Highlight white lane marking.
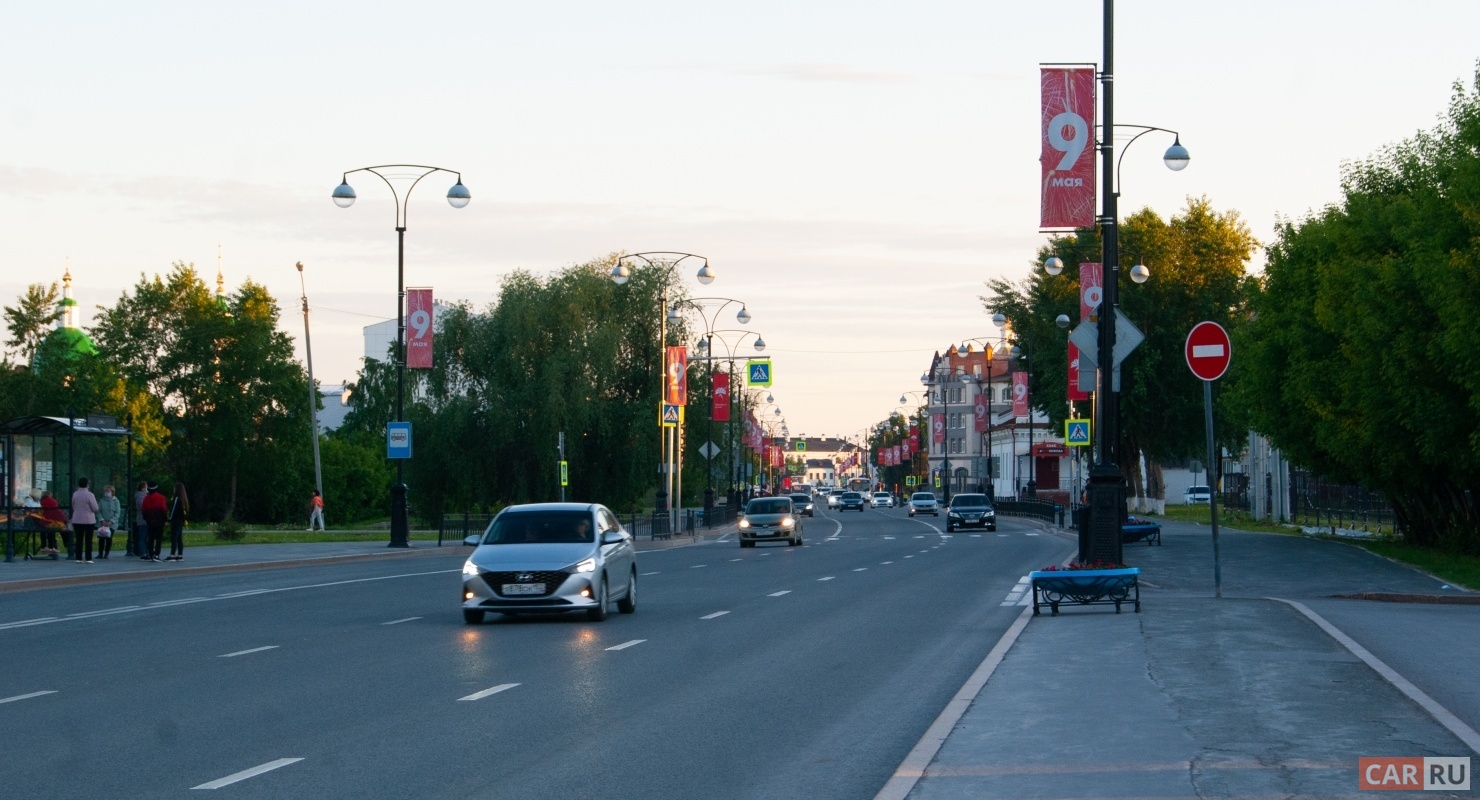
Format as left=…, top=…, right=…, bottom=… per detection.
left=715, top=534, right=731, bottom=542
left=826, top=537, right=840, bottom=541
left=883, top=536, right=896, bottom=540
left=66, top=605, right=141, bottom=618
left=192, top=757, right=304, bottom=790
left=149, top=598, right=210, bottom=607
left=691, top=564, right=708, bottom=568
left=914, top=536, right=925, bottom=539
left=818, top=576, right=835, bottom=581
left=1276, top=599, right=1480, bottom=756
left=904, top=555, right=914, bottom=559
left=1001, top=576, right=1032, bottom=607
left=381, top=617, right=422, bottom=626
left=853, top=568, right=868, bottom=572
left=606, top=639, right=646, bottom=651
left=700, top=611, right=730, bottom=620
left=1025, top=533, right=1039, bottom=537
left=219, top=645, right=279, bottom=658
left=768, top=591, right=791, bottom=597
left=970, top=534, right=982, bottom=538
left=458, top=683, right=520, bottom=702
left=874, top=607, right=1034, bottom=800
left=0, top=690, right=57, bottom=705
left=759, top=553, right=771, bottom=556
left=729, top=558, right=743, bottom=562
left=0, top=568, right=464, bottom=633
left=881, top=561, right=893, bottom=565
left=640, top=571, right=660, bottom=576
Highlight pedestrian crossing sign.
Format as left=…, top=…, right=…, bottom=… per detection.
left=746, top=359, right=773, bottom=387
left=1065, top=419, right=1091, bottom=446
left=660, top=403, right=683, bottom=427
left=905, top=476, right=917, bottom=486
left=795, top=440, right=806, bottom=452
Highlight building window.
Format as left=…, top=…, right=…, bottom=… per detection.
left=1000, top=387, right=1011, bottom=403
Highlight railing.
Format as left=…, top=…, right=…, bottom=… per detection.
left=995, top=497, right=1059, bottom=523
left=438, top=512, right=495, bottom=546
left=1290, top=471, right=1397, bottom=535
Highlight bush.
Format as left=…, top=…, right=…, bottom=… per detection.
left=215, top=515, right=246, bottom=541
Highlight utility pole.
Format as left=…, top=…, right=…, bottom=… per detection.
left=296, top=262, right=324, bottom=506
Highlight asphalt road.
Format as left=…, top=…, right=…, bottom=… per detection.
left=2, top=504, right=1070, bottom=799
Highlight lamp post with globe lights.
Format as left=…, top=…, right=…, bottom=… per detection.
left=692, top=327, right=765, bottom=519
left=331, top=165, right=470, bottom=547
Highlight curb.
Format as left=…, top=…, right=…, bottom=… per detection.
left=0, top=546, right=462, bottom=595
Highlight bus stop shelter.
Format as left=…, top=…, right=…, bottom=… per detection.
left=2, top=414, right=133, bottom=562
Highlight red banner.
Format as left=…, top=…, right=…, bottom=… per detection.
left=932, top=414, right=945, bottom=444
left=406, top=288, right=434, bottom=369
left=744, top=411, right=762, bottom=451
left=1012, top=372, right=1029, bottom=418
left=1080, top=262, right=1103, bottom=321
left=711, top=372, right=730, bottom=421
left=900, top=438, right=910, bottom=459
left=892, top=445, right=902, bottom=465
left=910, top=427, right=919, bottom=449
left=1068, top=343, right=1089, bottom=402
left=1040, top=67, right=1096, bottom=229
left=974, top=394, right=988, bottom=432
left=664, top=346, right=688, bottom=405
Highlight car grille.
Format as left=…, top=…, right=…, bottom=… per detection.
left=481, top=571, right=569, bottom=597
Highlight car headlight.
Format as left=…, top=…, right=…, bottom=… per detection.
left=948, top=511, right=961, bottom=518
left=462, top=561, right=480, bottom=576
left=781, top=517, right=794, bottom=527
left=985, top=510, right=995, bottom=516
left=574, top=558, right=596, bottom=573
left=739, top=519, right=750, bottom=528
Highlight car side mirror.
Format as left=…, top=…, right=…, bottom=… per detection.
left=601, top=531, right=624, bottom=546
left=463, top=534, right=480, bottom=546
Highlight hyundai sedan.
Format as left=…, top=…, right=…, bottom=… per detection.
left=461, top=503, right=637, bottom=623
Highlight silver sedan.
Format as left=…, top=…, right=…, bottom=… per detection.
left=461, top=503, right=637, bottom=623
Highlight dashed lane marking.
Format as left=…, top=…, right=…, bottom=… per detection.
left=1025, top=533, right=1039, bottom=537
left=818, top=576, right=835, bottom=581
left=853, top=568, right=868, bottom=572
left=729, top=558, right=743, bottom=562
left=191, top=758, right=304, bottom=790
left=219, top=646, right=279, bottom=659
left=701, top=611, right=730, bottom=620
left=66, top=605, right=140, bottom=618
left=382, top=617, right=421, bottom=625
left=458, top=683, right=520, bottom=702
left=606, top=639, right=646, bottom=651
left=640, top=572, right=660, bottom=576
left=691, top=564, right=708, bottom=568
left=881, top=561, right=894, bottom=565
left=768, top=591, right=791, bottom=597
left=0, top=690, right=57, bottom=705
left=1001, top=576, right=1033, bottom=607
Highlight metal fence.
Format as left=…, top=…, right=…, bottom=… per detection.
left=994, top=497, right=1059, bottom=523
left=438, top=513, right=494, bottom=546
left=1289, top=471, right=1396, bottom=534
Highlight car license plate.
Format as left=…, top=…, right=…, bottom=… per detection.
left=754, top=530, right=775, bottom=536
left=502, top=583, right=545, bottom=595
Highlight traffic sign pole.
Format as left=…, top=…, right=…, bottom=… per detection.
left=1204, top=379, right=1221, bottom=598
left=1186, top=321, right=1232, bottom=599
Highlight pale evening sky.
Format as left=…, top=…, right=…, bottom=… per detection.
left=3, top=1, right=1477, bottom=442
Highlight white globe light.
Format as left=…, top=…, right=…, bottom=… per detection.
left=736, top=307, right=751, bottom=325
left=1163, top=136, right=1190, bottom=171
left=446, top=181, right=471, bottom=208
left=696, top=264, right=716, bottom=285
left=992, top=312, right=1007, bottom=329
left=753, top=337, right=766, bottom=352
left=1056, top=314, right=1071, bottom=329
left=610, top=264, right=630, bottom=285
left=332, top=180, right=357, bottom=208
left=1045, top=255, right=1064, bottom=276
left=1130, top=263, right=1151, bottom=284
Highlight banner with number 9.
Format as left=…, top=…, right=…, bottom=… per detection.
left=1040, top=67, right=1097, bottom=229
left=406, top=288, right=434, bottom=369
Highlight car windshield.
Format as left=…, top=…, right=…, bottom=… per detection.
left=483, top=511, right=595, bottom=544
left=789, top=495, right=811, bottom=504
left=951, top=494, right=990, bottom=508
left=873, top=493, right=889, bottom=498
left=912, top=493, right=935, bottom=501
left=1187, top=486, right=1210, bottom=493
left=842, top=492, right=861, bottom=499
left=746, top=498, right=791, bottom=514
left=830, top=490, right=845, bottom=496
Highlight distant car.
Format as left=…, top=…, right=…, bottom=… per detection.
left=789, top=493, right=816, bottom=517
left=839, top=491, right=866, bottom=511
left=460, top=503, right=637, bottom=624
left=946, top=493, right=996, bottom=532
left=827, top=489, right=845, bottom=509
left=871, top=492, right=895, bottom=508
left=739, top=497, right=804, bottom=547
left=1185, top=485, right=1212, bottom=504
left=907, top=492, right=939, bottom=517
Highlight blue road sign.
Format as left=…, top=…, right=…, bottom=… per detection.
left=661, top=404, right=681, bottom=427
left=1065, top=419, right=1091, bottom=447
left=387, top=421, right=413, bottom=459
left=747, top=359, right=773, bottom=387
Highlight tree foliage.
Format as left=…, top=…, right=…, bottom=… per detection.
left=1237, top=69, right=1480, bottom=551
left=984, top=198, right=1258, bottom=502
left=3, top=282, right=62, bottom=363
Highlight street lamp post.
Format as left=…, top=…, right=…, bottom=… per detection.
left=332, top=165, right=470, bottom=547
left=898, top=390, right=928, bottom=490
left=680, top=298, right=753, bottom=523
left=693, top=327, right=764, bottom=524
left=923, top=360, right=963, bottom=504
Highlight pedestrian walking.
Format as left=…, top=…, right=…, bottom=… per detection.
left=141, top=483, right=167, bottom=562
left=70, top=478, right=100, bottom=564
left=166, top=482, right=189, bottom=561
left=96, top=484, right=121, bottom=559
left=132, top=481, right=148, bottom=558
left=306, top=490, right=325, bottom=531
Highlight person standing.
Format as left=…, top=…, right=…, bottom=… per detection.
left=166, top=482, right=189, bottom=561
left=96, top=484, right=122, bottom=560
left=132, top=481, right=148, bottom=558
left=141, top=483, right=168, bottom=562
left=69, top=478, right=100, bottom=564
left=306, top=490, right=325, bottom=531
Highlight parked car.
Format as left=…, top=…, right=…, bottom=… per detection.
left=946, top=493, right=996, bottom=532
left=907, top=491, right=940, bottom=517
left=839, top=491, right=867, bottom=511
left=461, top=503, right=637, bottom=624
left=871, top=491, right=895, bottom=508
left=789, top=493, right=816, bottom=517
left=1185, top=485, right=1212, bottom=504
left=827, top=489, right=845, bottom=509
left=739, top=497, right=804, bottom=547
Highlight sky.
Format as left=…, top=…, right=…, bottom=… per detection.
left=4, top=1, right=1479, bottom=442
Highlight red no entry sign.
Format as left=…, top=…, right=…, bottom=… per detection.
left=1185, top=321, right=1231, bottom=381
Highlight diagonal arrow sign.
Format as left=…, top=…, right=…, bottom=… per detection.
left=1067, top=309, right=1144, bottom=369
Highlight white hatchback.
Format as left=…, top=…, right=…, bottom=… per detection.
left=871, top=492, right=895, bottom=508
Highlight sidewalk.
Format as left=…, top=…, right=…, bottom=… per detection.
left=895, top=523, right=1480, bottom=799
left=0, top=523, right=738, bottom=594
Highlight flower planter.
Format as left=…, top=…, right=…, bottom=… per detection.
left=1029, top=567, right=1140, bottom=616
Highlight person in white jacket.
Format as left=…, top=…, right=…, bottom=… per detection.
left=69, top=478, right=100, bottom=564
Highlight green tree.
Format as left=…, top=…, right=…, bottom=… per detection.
left=985, top=197, right=1258, bottom=510
left=3, top=282, right=62, bottom=363
left=1237, top=68, right=1480, bottom=551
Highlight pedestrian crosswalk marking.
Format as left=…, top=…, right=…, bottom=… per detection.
left=1000, top=576, right=1033, bottom=607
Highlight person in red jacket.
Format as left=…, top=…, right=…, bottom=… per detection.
left=141, top=483, right=169, bottom=562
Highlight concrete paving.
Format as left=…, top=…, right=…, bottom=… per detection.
left=904, top=523, right=1479, bottom=799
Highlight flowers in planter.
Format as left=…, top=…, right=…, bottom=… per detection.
left=1039, top=560, right=1129, bottom=572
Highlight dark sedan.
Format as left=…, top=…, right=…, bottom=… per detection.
left=945, top=494, right=996, bottom=532
left=839, top=491, right=866, bottom=511
left=789, top=493, right=816, bottom=517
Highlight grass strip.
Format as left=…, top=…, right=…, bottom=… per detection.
left=1353, top=540, right=1480, bottom=592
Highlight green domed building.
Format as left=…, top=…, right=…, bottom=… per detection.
left=33, top=267, right=97, bottom=370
